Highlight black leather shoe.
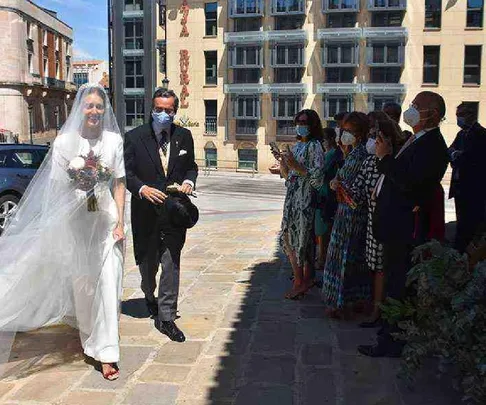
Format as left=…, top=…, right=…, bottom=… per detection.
left=145, top=299, right=158, bottom=318
left=155, top=320, right=186, bottom=342
left=358, top=318, right=383, bottom=329
left=357, top=341, right=404, bottom=358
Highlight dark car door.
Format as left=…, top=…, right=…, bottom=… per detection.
left=5, top=148, right=47, bottom=191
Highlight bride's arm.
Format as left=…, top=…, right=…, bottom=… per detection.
left=113, top=177, right=126, bottom=242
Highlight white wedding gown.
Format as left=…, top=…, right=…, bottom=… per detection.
left=0, top=130, right=125, bottom=367
left=64, top=132, right=125, bottom=363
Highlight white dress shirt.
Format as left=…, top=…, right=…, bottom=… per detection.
left=374, top=127, right=437, bottom=198
left=138, top=124, right=194, bottom=198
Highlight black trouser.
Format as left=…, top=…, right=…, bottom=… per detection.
left=455, top=196, right=486, bottom=253
left=377, top=241, right=413, bottom=347
left=139, top=227, right=186, bottom=322
left=383, top=241, right=412, bottom=302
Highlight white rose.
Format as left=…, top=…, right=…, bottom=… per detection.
left=69, top=157, right=86, bottom=170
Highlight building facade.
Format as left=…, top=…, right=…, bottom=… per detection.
left=73, top=60, right=110, bottom=91
left=109, top=0, right=486, bottom=172
left=0, top=0, right=76, bottom=144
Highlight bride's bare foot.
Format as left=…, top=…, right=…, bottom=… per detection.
left=101, top=363, right=119, bottom=381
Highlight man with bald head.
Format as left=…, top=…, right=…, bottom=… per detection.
left=359, top=91, right=449, bottom=357
left=449, top=103, right=486, bottom=252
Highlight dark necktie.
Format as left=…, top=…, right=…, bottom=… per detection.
left=159, top=130, right=168, bottom=156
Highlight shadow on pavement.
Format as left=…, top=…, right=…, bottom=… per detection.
left=121, top=298, right=151, bottom=319
left=205, top=246, right=463, bottom=405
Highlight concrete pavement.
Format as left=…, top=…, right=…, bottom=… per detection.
left=0, top=173, right=460, bottom=405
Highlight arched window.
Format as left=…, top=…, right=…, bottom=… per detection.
left=204, top=141, right=217, bottom=168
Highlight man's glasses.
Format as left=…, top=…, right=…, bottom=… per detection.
left=84, top=103, right=104, bottom=111
left=153, top=107, right=175, bottom=115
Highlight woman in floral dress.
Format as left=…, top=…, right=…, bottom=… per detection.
left=279, top=109, right=325, bottom=300
left=346, top=112, right=402, bottom=326
left=321, top=112, right=370, bottom=317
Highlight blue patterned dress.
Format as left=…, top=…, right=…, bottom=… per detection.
left=322, top=144, right=370, bottom=309
left=280, top=139, right=325, bottom=266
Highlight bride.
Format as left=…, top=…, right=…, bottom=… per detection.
left=0, top=84, right=125, bottom=380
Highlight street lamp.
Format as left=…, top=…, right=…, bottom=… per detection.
left=161, top=77, right=170, bottom=91
left=160, top=0, right=169, bottom=90
left=28, top=105, right=34, bottom=144
left=54, top=106, right=59, bottom=138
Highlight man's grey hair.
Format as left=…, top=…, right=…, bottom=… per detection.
left=152, top=89, right=179, bottom=113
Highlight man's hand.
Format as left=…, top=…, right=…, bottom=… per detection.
left=180, top=182, right=193, bottom=195
left=141, top=186, right=168, bottom=205
left=330, top=178, right=340, bottom=191
left=376, top=134, right=393, bottom=159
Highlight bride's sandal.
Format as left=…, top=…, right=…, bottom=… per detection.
left=101, top=363, right=120, bottom=381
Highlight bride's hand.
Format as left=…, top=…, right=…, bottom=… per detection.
left=113, top=223, right=125, bottom=242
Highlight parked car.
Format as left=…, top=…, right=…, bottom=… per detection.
left=0, top=144, right=49, bottom=234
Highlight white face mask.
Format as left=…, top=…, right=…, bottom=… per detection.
left=335, top=134, right=340, bottom=144
left=341, top=130, right=355, bottom=146
left=366, top=138, right=376, bottom=155
left=403, top=106, right=421, bottom=128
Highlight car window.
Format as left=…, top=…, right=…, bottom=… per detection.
left=8, top=150, right=43, bottom=169
left=0, top=151, right=8, bottom=168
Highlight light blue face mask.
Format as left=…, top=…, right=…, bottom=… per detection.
left=152, top=111, right=174, bottom=133
left=295, top=125, right=310, bottom=139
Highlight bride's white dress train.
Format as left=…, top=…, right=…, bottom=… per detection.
left=0, top=85, right=125, bottom=371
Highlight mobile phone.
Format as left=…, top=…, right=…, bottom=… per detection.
left=269, top=142, right=281, bottom=155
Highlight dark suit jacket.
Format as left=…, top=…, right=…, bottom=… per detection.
left=449, top=122, right=486, bottom=200
left=373, top=128, right=449, bottom=244
left=124, top=123, right=198, bottom=264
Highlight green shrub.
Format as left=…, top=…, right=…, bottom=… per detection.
left=381, top=240, right=486, bottom=404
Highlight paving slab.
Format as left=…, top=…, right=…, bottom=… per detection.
left=0, top=175, right=461, bottom=405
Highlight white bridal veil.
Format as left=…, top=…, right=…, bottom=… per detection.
left=0, top=84, right=125, bottom=373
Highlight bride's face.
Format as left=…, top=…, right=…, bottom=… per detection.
left=83, top=93, right=105, bottom=129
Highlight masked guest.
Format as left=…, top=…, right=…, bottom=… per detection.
left=359, top=91, right=449, bottom=357
left=334, top=112, right=351, bottom=157
left=449, top=103, right=486, bottom=252
left=346, top=112, right=401, bottom=327
left=322, top=112, right=370, bottom=318
left=278, top=110, right=325, bottom=300
left=315, top=128, right=343, bottom=269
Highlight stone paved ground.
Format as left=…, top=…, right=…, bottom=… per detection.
left=0, top=173, right=461, bottom=405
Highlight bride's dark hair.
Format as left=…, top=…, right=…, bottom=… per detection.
left=85, top=86, right=107, bottom=106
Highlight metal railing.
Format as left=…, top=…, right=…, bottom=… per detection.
left=196, top=159, right=257, bottom=177
left=204, top=117, right=217, bottom=135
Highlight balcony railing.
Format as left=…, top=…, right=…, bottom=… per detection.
left=276, top=122, right=296, bottom=136
left=229, top=0, right=264, bottom=17
left=267, top=29, right=307, bottom=42
left=322, top=0, right=360, bottom=13
left=224, top=31, right=266, bottom=44
left=235, top=120, right=259, bottom=136
left=205, top=117, right=217, bottom=135
left=267, top=83, right=308, bottom=94
left=224, top=83, right=266, bottom=94
left=363, top=27, right=408, bottom=39
left=361, top=83, right=406, bottom=94
left=317, top=28, right=362, bottom=40
left=122, top=10, right=144, bottom=19
left=46, top=78, right=66, bottom=89
left=316, top=83, right=361, bottom=94
left=367, top=0, right=407, bottom=11
left=271, top=0, right=306, bottom=15
left=123, top=49, right=144, bottom=57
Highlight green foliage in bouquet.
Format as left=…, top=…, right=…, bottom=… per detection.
left=381, top=240, right=486, bottom=404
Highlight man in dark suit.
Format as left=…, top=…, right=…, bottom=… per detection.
left=449, top=102, right=486, bottom=252
left=124, top=89, right=198, bottom=342
left=359, top=91, right=449, bottom=357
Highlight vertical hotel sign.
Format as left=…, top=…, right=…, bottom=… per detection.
left=179, top=0, right=190, bottom=107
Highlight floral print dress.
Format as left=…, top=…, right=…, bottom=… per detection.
left=280, top=139, right=325, bottom=266
left=321, top=144, right=370, bottom=309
